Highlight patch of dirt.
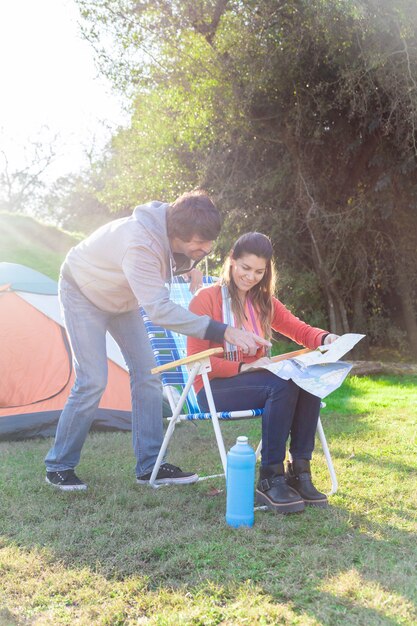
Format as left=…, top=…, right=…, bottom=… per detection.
left=347, top=361, right=417, bottom=376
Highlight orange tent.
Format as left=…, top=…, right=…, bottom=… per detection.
left=0, top=262, right=132, bottom=440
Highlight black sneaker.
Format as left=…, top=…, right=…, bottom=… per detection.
left=136, top=463, right=198, bottom=485
left=45, top=470, right=87, bottom=491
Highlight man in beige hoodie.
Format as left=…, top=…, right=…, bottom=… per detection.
left=45, top=190, right=269, bottom=490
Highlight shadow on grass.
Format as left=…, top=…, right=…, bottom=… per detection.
left=339, top=450, right=417, bottom=477
left=1, top=426, right=417, bottom=625
left=1, top=377, right=416, bottom=624
left=1, top=496, right=416, bottom=625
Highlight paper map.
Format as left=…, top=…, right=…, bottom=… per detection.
left=263, top=333, right=365, bottom=398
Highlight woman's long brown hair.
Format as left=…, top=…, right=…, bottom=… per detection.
left=220, top=232, right=276, bottom=339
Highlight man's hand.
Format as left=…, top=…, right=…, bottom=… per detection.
left=183, top=268, right=204, bottom=294
left=224, top=326, right=271, bottom=357
left=240, top=356, right=272, bottom=373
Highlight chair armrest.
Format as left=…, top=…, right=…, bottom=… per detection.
left=271, top=347, right=312, bottom=363
left=151, top=347, right=223, bottom=374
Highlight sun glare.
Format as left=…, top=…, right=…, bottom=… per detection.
left=0, top=0, right=127, bottom=178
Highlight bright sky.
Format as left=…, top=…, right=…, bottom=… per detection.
left=0, top=0, right=128, bottom=181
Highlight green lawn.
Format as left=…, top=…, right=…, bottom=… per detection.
left=0, top=212, right=79, bottom=280
left=1, top=375, right=417, bottom=625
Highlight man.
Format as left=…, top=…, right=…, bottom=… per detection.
left=45, top=190, right=269, bottom=491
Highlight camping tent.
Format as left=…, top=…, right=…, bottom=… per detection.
left=0, top=262, right=133, bottom=440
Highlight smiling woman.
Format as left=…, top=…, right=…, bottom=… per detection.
left=231, top=255, right=268, bottom=298
left=188, top=231, right=340, bottom=513
left=0, top=0, right=126, bottom=181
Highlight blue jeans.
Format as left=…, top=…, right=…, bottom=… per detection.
left=45, top=277, right=163, bottom=476
left=197, top=371, right=321, bottom=465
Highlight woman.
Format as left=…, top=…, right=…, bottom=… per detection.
left=188, top=232, right=338, bottom=514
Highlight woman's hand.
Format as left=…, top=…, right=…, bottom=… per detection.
left=323, top=333, right=339, bottom=345
left=240, top=356, right=273, bottom=373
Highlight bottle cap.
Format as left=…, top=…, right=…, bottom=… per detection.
left=236, top=436, right=248, bottom=445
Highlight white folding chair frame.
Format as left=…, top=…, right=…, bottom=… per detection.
left=149, top=349, right=225, bottom=486
left=149, top=346, right=338, bottom=495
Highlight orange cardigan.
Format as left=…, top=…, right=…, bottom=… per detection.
left=187, top=283, right=327, bottom=395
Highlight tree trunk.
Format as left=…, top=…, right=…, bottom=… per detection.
left=387, top=197, right=417, bottom=357
left=283, top=133, right=350, bottom=335
left=311, top=245, right=349, bottom=335
left=394, top=258, right=417, bottom=357
left=351, top=282, right=370, bottom=358
left=307, top=204, right=350, bottom=335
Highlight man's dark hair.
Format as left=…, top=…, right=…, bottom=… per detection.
left=166, top=189, right=222, bottom=242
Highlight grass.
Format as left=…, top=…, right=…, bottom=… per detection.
left=1, top=213, right=416, bottom=622
left=1, top=375, right=417, bottom=625
left=0, top=212, right=79, bottom=280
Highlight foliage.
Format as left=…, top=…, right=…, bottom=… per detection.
left=69, top=0, right=417, bottom=356
left=276, top=265, right=328, bottom=330
left=40, top=166, right=121, bottom=234
left=1, top=375, right=417, bottom=624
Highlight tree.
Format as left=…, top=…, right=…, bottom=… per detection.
left=76, top=0, right=417, bottom=355
left=0, top=134, right=57, bottom=214
left=41, top=164, right=122, bottom=234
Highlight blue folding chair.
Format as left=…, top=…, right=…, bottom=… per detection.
left=141, top=278, right=338, bottom=493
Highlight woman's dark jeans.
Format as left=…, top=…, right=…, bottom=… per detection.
left=197, top=370, right=321, bottom=466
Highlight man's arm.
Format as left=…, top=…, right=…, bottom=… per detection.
left=122, top=245, right=270, bottom=354
left=182, top=267, right=204, bottom=294
left=122, top=244, right=225, bottom=340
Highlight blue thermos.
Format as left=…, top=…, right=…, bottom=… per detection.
left=226, top=436, right=256, bottom=528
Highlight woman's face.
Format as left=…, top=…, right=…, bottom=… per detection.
left=231, top=253, right=268, bottom=294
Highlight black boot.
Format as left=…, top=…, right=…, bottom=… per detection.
left=256, top=463, right=305, bottom=514
left=285, top=459, right=328, bottom=508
